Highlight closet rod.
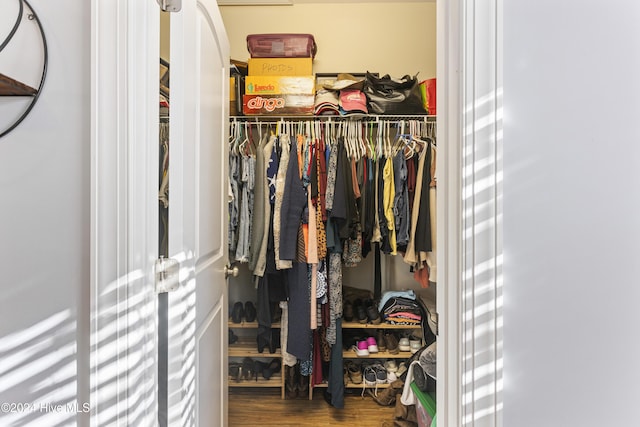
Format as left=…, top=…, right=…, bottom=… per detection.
left=230, top=114, right=436, bottom=122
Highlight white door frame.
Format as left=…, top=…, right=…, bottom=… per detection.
left=437, top=0, right=502, bottom=426
left=90, top=1, right=159, bottom=425
left=89, top=0, right=503, bottom=426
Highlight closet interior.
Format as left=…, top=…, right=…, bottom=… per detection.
left=220, top=2, right=438, bottom=425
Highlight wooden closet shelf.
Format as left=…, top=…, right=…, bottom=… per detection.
left=343, top=349, right=415, bottom=359
left=229, top=338, right=281, bottom=357
left=228, top=373, right=283, bottom=388
left=341, top=321, right=422, bottom=329
left=228, top=320, right=281, bottom=329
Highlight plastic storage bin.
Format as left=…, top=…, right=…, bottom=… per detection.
left=410, top=382, right=436, bottom=427
left=247, top=34, right=317, bottom=59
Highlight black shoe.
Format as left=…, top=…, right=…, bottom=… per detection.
left=231, top=302, right=244, bottom=323
left=262, top=358, right=281, bottom=380
left=365, top=302, right=381, bottom=325
left=229, top=362, right=242, bottom=382
left=253, top=360, right=268, bottom=381
left=244, top=301, right=257, bottom=322
left=354, top=299, right=367, bottom=324
left=242, top=358, right=255, bottom=381
left=343, top=300, right=354, bottom=322
left=229, top=329, right=238, bottom=345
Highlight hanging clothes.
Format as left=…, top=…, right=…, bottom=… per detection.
left=249, top=132, right=271, bottom=275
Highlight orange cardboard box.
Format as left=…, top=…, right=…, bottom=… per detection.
left=248, top=58, right=313, bottom=76
left=242, top=94, right=314, bottom=115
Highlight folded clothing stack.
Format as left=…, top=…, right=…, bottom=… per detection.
left=381, top=296, right=422, bottom=326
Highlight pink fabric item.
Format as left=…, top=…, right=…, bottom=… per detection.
left=366, top=336, right=379, bottom=352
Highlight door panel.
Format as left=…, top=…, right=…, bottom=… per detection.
left=167, top=1, right=230, bottom=426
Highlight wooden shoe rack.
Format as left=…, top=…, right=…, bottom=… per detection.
left=228, top=320, right=285, bottom=399
left=310, top=322, right=422, bottom=394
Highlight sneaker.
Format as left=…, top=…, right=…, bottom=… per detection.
left=366, top=336, right=379, bottom=353
left=384, top=333, right=399, bottom=354
left=362, top=365, right=377, bottom=387
left=398, top=337, right=411, bottom=352
left=410, top=338, right=422, bottom=354
left=396, top=362, right=407, bottom=377
left=371, top=363, right=387, bottom=384
left=384, top=360, right=398, bottom=372
left=387, top=370, right=397, bottom=382
left=353, top=340, right=370, bottom=357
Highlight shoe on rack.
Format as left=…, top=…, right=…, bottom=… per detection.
left=256, top=334, right=268, bottom=353
left=354, top=299, right=368, bottom=324
left=384, top=360, right=398, bottom=373
left=346, top=361, right=363, bottom=384
left=253, top=360, right=267, bottom=381
left=228, top=329, right=238, bottom=345
left=410, top=337, right=422, bottom=354
left=229, top=362, right=242, bottom=382
left=366, top=336, right=379, bottom=353
left=383, top=333, right=399, bottom=355
left=244, top=301, right=257, bottom=322
left=398, top=337, right=411, bottom=352
left=377, top=330, right=387, bottom=352
left=343, top=300, right=354, bottom=322
left=262, top=358, right=281, bottom=380
left=242, top=357, right=255, bottom=381
left=353, top=340, right=370, bottom=357
left=362, top=365, right=377, bottom=387
left=371, top=363, right=387, bottom=384
left=396, top=362, right=408, bottom=377
left=365, top=300, right=382, bottom=325
left=231, top=301, right=244, bottom=323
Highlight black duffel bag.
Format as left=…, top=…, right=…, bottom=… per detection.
left=363, top=72, right=426, bottom=115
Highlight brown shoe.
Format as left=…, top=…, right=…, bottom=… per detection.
left=384, top=332, right=399, bottom=354
left=285, top=365, right=298, bottom=399
left=369, top=379, right=403, bottom=406
left=346, top=361, right=363, bottom=384
left=377, top=330, right=387, bottom=352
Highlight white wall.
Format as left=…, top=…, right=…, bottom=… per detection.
left=0, top=1, right=90, bottom=425
left=219, top=2, right=436, bottom=79
left=504, top=1, right=640, bottom=425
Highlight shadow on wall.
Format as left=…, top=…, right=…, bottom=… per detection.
left=0, top=310, right=82, bottom=426
left=461, top=86, right=503, bottom=426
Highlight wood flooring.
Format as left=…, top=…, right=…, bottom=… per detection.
left=228, top=388, right=399, bottom=427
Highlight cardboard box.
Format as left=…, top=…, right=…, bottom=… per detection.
left=248, top=58, right=313, bottom=76
left=245, top=75, right=315, bottom=95
left=242, top=94, right=314, bottom=116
